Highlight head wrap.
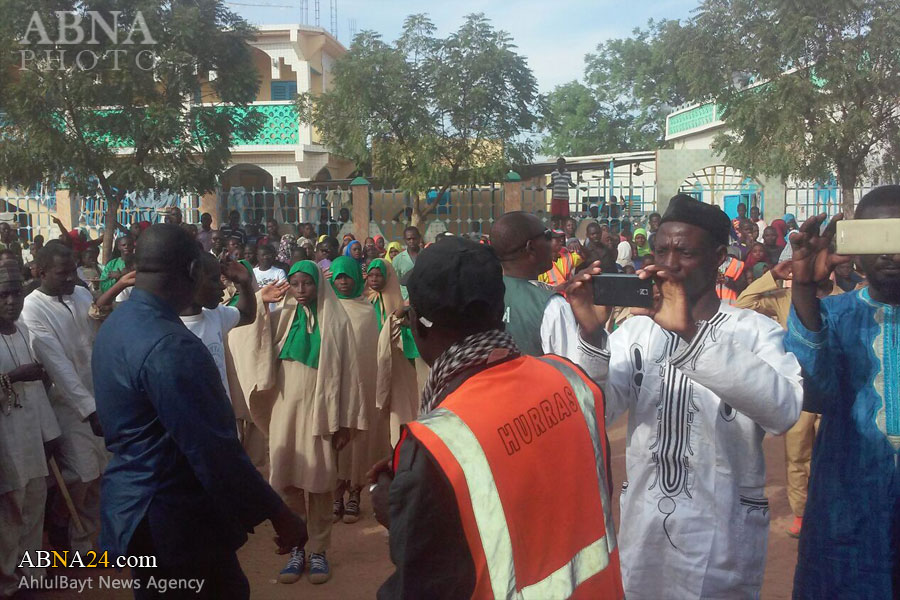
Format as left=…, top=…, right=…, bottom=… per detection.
left=279, top=261, right=321, bottom=367
left=318, top=234, right=328, bottom=243
left=770, top=219, right=788, bottom=249
left=661, top=194, right=732, bottom=247
left=385, top=241, right=403, bottom=263
left=343, top=239, right=363, bottom=261
left=329, top=256, right=365, bottom=299
left=277, top=234, right=297, bottom=264
left=365, top=258, right=418, bottom=358
left=782, top=213, right=796, bottom=224
left=633, top=227, right=652, bottom=256
left=0, top=259, right=23, bottom=284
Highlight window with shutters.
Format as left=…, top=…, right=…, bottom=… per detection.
left=270, top=81, right=298, bottom=101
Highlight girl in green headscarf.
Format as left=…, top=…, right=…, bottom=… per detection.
left=328, top=256, right=385, bottom=524
left=260, top=260, right=366, bottom=584
left=363, top=258, right=424, bottom=447
left=633, top=227, right=653, bottom=270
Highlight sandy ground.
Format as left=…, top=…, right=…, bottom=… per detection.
left=35, top=421, right=800, bottom=599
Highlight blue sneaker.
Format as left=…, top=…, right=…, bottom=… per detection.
left=278, top=547, right=305, bottom=584
left=308, top=551, right=331, bottom=584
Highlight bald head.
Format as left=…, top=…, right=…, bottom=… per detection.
left=491, top=212, right=546, bottom=258
left=136, top=224, right=200, bottom=275
left=491, top=212, right=552, bottom=278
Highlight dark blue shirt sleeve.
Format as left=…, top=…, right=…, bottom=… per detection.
left=140, top=333, right=283, bottom=530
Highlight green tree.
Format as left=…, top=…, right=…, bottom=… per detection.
left=683, top=0, right=900, bottom=214
left=541, top=81, right=633, bottom=156
left=542, top=19, right=690, bottom=155
left=0, top=0, right=262, bottom=258
left=300, top=13, right=542, bottom=228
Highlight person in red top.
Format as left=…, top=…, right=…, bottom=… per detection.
left=372, top=237, right=623, bottom=599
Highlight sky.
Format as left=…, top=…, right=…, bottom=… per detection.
left=226, top=0, right=699, bottom=93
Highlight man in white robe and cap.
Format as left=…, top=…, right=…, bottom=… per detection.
left=0, top=259, right=60, bottom=596
left=21, top=241, right=107, bottom=553
left=566, top=195, right=803, bottom=599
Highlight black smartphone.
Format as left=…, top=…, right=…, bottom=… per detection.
left=592, top=274, right=654, bottom=308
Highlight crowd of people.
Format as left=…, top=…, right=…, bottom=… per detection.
left=0, top=187, right=896, bottom=599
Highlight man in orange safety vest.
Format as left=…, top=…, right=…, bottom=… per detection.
left=372, top=236, right=623, bottom=599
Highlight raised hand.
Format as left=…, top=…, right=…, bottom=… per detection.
left=261, top=282, right=289, bottom=304
left=789, top=213, right=850, bottom=285
left=632, top=265, right=696, bottom=340
left=770, top=261, right=793, bottom=281
left=117, top=270, right=137, bottom=288
left=221, top=259, right=251, bottom=285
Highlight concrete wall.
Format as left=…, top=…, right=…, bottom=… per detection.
left=655, top=149, right=786, bottom=221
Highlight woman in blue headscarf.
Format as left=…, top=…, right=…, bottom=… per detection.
left=343, top=239, right=363, bottom=263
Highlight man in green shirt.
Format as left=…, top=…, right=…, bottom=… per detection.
left=393, top=226, right=421, bottom=301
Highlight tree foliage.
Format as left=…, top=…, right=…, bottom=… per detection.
left=542, top=19, right=690, bottom=155
left=0, top=0, right=261, bottom=256
left=683, top=0, right=900, bottom=214
left=299, top=13, right=542, bottom=224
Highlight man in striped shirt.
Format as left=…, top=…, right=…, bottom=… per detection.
left=549, top=157, right=576, bottom=227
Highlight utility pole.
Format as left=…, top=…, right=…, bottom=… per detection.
left=314, top=0, right=320, bottom=27
left=330, top=0, right=338, bottom=39
left=349, top=18, right=357, bottom=40
left=300, top=0, right=308, bottom=24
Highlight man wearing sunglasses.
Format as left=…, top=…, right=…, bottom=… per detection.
left=492, top=212, right=608, bottom=378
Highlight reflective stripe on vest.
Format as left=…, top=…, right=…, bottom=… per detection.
left=413, top=359, right=616, bottom=599
left=535, top=357, right=617, bottom=554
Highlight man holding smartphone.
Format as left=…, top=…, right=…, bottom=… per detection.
left=566, top=194, right=803, bottom=598
left=784, top=186, right=899, bottom=599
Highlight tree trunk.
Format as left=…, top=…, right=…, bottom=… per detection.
left=410, top=194, right=424, bottom=230
left=102, top=196, right=120, bottom=263
left=840, top=182, right=856, bottom=218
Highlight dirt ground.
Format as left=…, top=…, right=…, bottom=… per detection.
left=38, top=421, right=799, bottom=599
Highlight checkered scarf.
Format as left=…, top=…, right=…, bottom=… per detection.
left=420, top=330, right=520, bottom=414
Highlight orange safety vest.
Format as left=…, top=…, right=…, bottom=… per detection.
left=543, top=251, right=575, bottom=287
left=716, top=257, right=745, bottom=304
left=403, top=355, right=624, bottom=599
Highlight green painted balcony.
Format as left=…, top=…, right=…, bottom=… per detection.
left=665, top=102, right=722, bottom=139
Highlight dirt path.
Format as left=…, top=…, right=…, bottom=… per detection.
left=39, top=421, right=798, bottom=599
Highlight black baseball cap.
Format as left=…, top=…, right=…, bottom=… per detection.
left=405, top=236, right=505, bottom=331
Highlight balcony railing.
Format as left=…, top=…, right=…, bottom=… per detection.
left=1, top=102, right=301, bottom=150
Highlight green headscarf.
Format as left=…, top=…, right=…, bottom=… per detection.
left=226, top=260, right=254, bottom=307
left=633, top=228, right=653, bottom=257
left=278, top=261, right=321, bottom=368
left=329, top=256, right=365, bottom=299
left=366, top=259, right=419, bottom=359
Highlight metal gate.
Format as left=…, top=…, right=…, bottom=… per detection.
left=0, top=185, right=58, bottom=242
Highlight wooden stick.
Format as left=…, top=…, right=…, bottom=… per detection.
left=49, top=457, right=85, bottom=535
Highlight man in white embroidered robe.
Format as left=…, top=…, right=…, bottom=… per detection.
left=570, top=195, right=803, bottom=599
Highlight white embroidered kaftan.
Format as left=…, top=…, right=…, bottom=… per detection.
left=590, top=303, right=803, bottom=599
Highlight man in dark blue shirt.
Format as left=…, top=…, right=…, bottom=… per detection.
left=93, top=224, right=305, bottom=599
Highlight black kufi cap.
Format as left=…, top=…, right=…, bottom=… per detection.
left=661, top=194, right=732, bottom=246
left=406, top=237, right=505, bottom=331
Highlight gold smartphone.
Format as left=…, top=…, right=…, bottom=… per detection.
left=835, top=219, right=900, bottom=255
